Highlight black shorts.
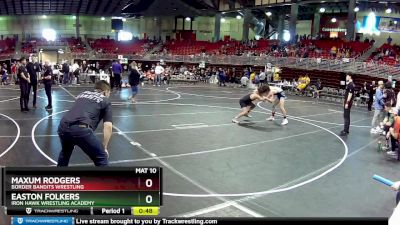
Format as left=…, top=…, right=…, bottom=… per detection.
left=239, top=99, right=255, bottom=109
left=276, top=91, right=286, bottom=100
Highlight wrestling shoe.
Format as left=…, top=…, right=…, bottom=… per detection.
left=267, top=116, right=275, bottom=121
left=281, top=119, right=288, bottom=125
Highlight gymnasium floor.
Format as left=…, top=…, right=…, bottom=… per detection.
left=0, top=83, right=399, bottom=218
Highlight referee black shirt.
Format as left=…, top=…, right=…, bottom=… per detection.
left=26, top=62, right=37, bottom=83
left=17, top=64, right=29, bottom=84
left=60, top=91, right=112, bottom=130
left=344, top=81, right=355, bottom=107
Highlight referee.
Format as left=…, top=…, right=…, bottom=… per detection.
left=340, top=74, right=355, bottom=136
left=57, top=80, right=113, bottom=166
left=17, top=57, right=30, bottom=112
left=42, top=61, right=53, bottom=111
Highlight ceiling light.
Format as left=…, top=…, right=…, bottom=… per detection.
left=72, top=15, right=76, bottom=19
left=331, top=18, right=337, bottom=23
left=101, top=17, right=105, bottom=20
left=394, top=21, right=398, bottom=25
left=266, top=12, right=272, bottom=16
left=122, top=18, right=126, bottom=22
left=221, top=18, right=226, bottom=23
left=386, top=8, right=392, bottom=14
left=236, top=15, right=242, bottom=19
left=42, top=15, right=47, bottom=18
left=354, top=7, right=359, bottom=12
left=185, top=17, right=191, bottom=21
left=319, top=8, right=326, bottom=13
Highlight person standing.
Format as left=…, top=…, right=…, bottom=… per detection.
left=0, top=64, right=7, bottom=85
left=154, top=62, right=164, bottom=87
left=42, top=61, right=53, bottom=111
left=62, top=60, right=70, bottom=85
left=340, top=74, right=355, bottom=136
left=57, top=80, right=113, bottom=167
left=81, top=60, right=89, bottom=83
left=72, top=61, right=80, bottom=85
left=26, top=58, right=38, bottom=108
left=218, top=68, right=226, bottom=87
left=259, top=69, right=266, bottom=84
left=371, top=81, right=385, bottom=134
left=367, top=81, right=375, bottom=111
left=11, top=62, right=17, bottom=84
left=17, top=57, right=30, bottom=112
left=128, top=61, right=141, bottom=103
left=112, top=60, right=122, bottom=91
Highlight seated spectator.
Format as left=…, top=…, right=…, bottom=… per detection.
left=240, top=75, right=249, bottom=87
left=330, top=46, right=337, bottom=57
left=380, top=102, right=396, bottom=152
left=388, top=114, right=400, bottom=160
left=273, top=70, right=280, bottom=82
left=313, top=79, right=323, bottom=98
left=250, top=71, right=256, bottom=83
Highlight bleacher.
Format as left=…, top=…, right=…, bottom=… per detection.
left=299, top=39, right=371, bottom=59
left=163, top=39, right=279, bottom=56
left=66, top=38, right=86, bottom=53
left=164, top=40, right=224, bottom=55
left=280, top=67, right=380, bottom=103
left=88, top=38, right=152, bottom=55
left=368, top=43, right=400, bottom=66
left=0, top=38, right=16, bottom=56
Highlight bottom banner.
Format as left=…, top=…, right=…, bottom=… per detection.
left=74, top=217, right=386, bottom=225
left=9, top=217, right=387, bottom=225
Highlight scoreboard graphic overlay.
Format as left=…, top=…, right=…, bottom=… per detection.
left=1, top=167, right=162, bottom=216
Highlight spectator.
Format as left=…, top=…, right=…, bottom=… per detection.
left=313, top=79, right=323, bottom=98
left=128, top=61, right=141, bottom=103
left=330, top=46, right=337, bottom=57
left=154, top=62, right=164, bottom=87
left=0, top=64, right=7, bottom=85
left=218, top=68, right=226, bottom=87
left=367, top=81, right=375, bottom=111
left=380, top=102, right=396, bottom=154
left=72, top=61, right=80, bottom=84
left=240, top=75, right=249, bottom=87
left=250, top=71, right=256, bottom=84
left=384, top=81, right=396, bottom=107
left=388, top=36, right=393, bottom=44
left=388, top=115, right=400, bottom=160
left=259, top=69, right=266, bottom=84
left=371, top=81, right=385, bottom=134
left=11, top=62, right=17, bottom=84
left=62, top=60, right=70, bottom=85
left=111, top=60, right=122, bottom=91
left=390, top=178, right=400, bottom=205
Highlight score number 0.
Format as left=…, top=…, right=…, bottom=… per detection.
left=146, top=178, right=153, bottom=203
left=144, top=168, right=157, bottom=204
